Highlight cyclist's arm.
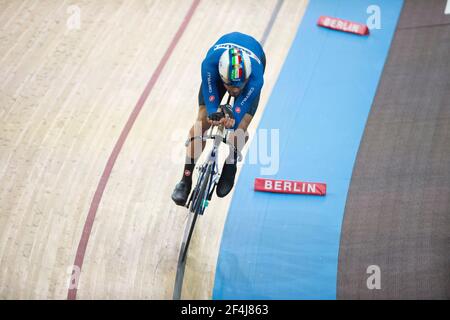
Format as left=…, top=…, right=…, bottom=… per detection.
left=234, top=75, right=264, bottom=126
left=201, top=57, right=221, bottom=116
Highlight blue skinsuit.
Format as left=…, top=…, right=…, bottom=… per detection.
left=200, top=32, right=266, bottom=130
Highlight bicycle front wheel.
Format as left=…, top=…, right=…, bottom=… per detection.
left=182, top=164, right=212, bottom=262
left=191, top=164, right=213, bottom=215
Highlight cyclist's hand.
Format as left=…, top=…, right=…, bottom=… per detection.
left=208, top=117, right=235, bottom=128
left=223, top=117, right=235, bottom=128
left=207, top=109, right=235, bottom=128
left=207, top=118, right=221, bottom=127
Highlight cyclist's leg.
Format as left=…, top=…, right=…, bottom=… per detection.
left=216, top=114, right=252, bottom=198
left=172, top=84, right=225, bottom=205
left=226, top=113, right=252, bottom=163
left=187, top=105, right=210, bottom=161
left=177, top=90, right=209, bottom=180
left=216, top=95, right=259, bottom=198
left=226, top=92, right=260, bottom=161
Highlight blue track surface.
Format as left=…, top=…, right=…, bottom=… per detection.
left=213, top=0, right=403, bottom=299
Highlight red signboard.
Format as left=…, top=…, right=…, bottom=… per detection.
left=254, top=178, right=327, bottom=196
left=317, top=16, right=369, bottom=36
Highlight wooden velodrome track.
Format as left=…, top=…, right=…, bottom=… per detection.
left=0, top=0, right=308, bottom=299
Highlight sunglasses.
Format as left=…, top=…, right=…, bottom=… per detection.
left=224, top=79, right=248, bottom=90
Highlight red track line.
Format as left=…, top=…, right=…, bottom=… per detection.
left=67, top=0, right=201, bottom=300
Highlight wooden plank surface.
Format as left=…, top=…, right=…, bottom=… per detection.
left=0, top=0, right=308, bottom=299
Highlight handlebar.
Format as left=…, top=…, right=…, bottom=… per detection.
left=185, top=134, right=226, bottom=146
left=184, top=98, right=242, bottom=161
left=184, top=133, right=243, bottom=162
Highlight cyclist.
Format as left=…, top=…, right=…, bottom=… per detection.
left=172, top=32, right=266, bottom=206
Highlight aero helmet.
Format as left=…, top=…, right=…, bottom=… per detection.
left=218, top=47, right=252, bottom=88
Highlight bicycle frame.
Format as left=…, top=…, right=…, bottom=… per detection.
left=185, top=95, right=238, bottom=214
left=178, top=95, right=241, bottom=263
left=185, top=124, right=227, bottom=213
